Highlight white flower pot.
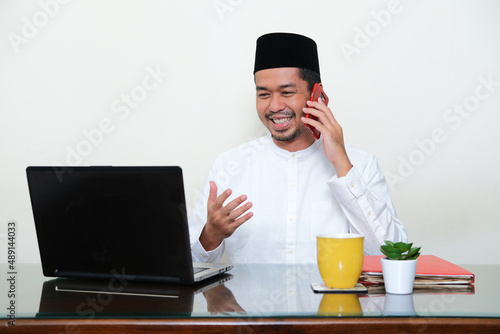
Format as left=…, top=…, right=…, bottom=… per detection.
left=381, top=258, right=418, bottom=294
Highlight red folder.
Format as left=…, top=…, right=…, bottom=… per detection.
left=360, top=255, right=475, bottom=285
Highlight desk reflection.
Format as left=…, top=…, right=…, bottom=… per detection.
left=196, top=264, right=474, bottom=316
left=35, top=263, right=476, bottom=318
left=195, top=264, right=381, bottom=316
left=37, top=274, right=232, bottom=317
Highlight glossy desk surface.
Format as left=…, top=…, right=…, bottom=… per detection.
left=2, top=263, right=500, bottom=333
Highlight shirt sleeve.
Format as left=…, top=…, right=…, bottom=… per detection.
left=326, top=155, right=408, bottom=255
left=191, top=238, right=225, bottom=263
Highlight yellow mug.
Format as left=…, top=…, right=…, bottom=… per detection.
left=317, top=234, right=364, bottom=288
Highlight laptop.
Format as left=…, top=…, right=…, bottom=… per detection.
left=26, top=166, right=233, bottom=284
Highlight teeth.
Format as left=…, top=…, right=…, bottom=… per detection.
left=273, top=117, right=292, bottom=124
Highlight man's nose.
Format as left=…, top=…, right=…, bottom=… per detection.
left=269, top=94, right=286, bottom=113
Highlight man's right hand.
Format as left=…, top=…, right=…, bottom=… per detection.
left=199, top=181, right=253, bottom=251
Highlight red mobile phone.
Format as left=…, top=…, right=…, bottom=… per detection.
left=305, top=83, right=329, bottom=140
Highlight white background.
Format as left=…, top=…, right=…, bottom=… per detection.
left=1, top=0, right=499, bottom=265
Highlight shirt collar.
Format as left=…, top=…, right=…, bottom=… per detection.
left=267, top=133, right=323, bottom=158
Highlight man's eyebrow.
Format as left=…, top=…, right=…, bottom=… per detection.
left=255, top=83, right=297, bottom=91
left=279, top=83, right=297, bottom=89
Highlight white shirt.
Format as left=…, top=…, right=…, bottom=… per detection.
left=189, top=134, right=407, bottom=264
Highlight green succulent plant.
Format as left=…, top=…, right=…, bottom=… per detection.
left=381, top=240, right=421, bottom=260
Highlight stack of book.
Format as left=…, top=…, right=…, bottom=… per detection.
left=359, top=255, right=475, bottom=294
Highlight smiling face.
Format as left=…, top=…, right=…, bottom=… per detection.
left=255, top=67, right=315, bottom=151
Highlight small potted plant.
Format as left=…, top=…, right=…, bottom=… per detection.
left=380, top=241, right=421, bottom=294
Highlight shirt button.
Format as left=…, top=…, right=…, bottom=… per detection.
left=288, top=249, right=294, bottom=254
left=291, top=153, right=296, bottom=158
left=289, top=216, right=294, bottom=221
left=368, top=211, right=373, bottom=216
left=288, top=290, right=295, bottom=295
left=350, top=182, right=356, bottom=188
left=290, top=183, right=295, bottom=188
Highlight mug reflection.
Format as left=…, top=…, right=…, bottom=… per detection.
left=317, top=294, right=363, bottom=317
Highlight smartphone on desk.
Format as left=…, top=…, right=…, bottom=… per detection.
left=304, top=83, right=329, bottom=140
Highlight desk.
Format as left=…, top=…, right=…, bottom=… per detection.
left=2, top=263, right=500, bottom=333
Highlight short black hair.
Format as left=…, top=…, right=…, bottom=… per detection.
left=298, top=68, right=321, bottom=93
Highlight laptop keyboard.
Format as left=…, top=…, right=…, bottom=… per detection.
left=193, top=267, right=209, bottom=274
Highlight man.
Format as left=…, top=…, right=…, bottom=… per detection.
left=189, top=32, right=407, bottom=264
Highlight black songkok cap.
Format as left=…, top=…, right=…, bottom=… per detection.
left=253, top=32, right=320, bottom=77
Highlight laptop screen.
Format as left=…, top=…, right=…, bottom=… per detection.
left=26, top=166, right=195, bottom=283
